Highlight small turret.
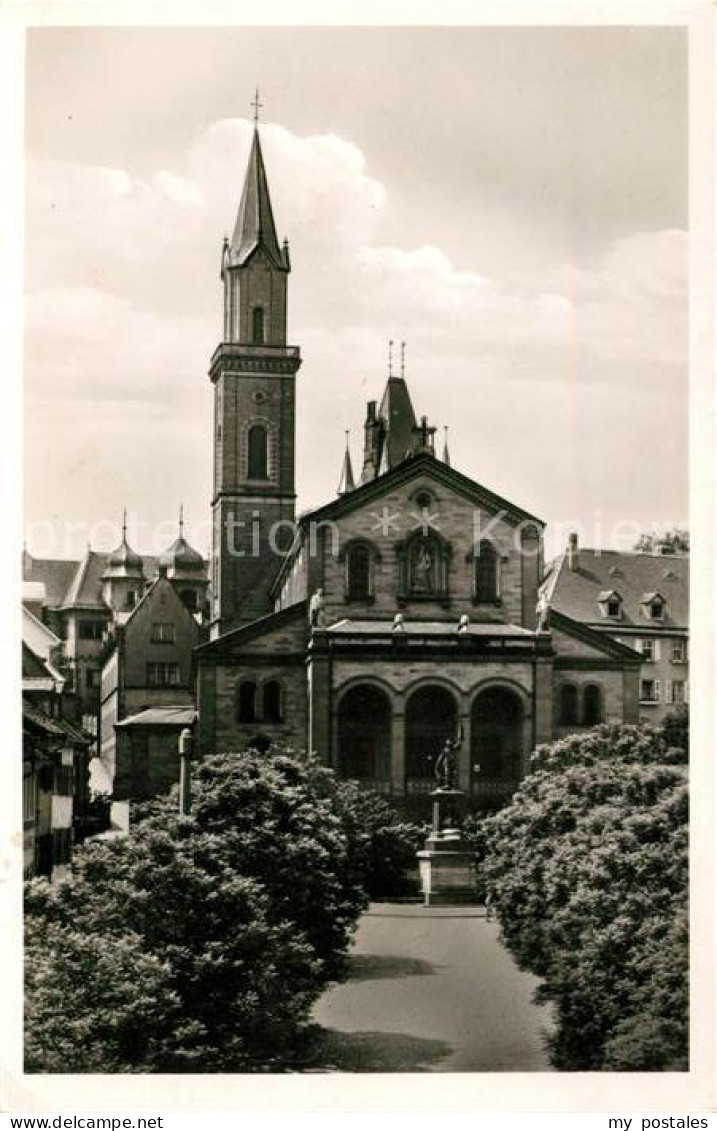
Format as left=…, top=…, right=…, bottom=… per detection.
left=442, top=425, right=451, bottom=467
left=337, top=432, right=355, bottom=496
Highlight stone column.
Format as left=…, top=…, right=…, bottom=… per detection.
left=533, top=654, right=554, bottom=755
left=457, top=707, right=471, bottom=792
left=390, top=710, right=405, bottom=795
left=307, top=637, right=331, bottom=763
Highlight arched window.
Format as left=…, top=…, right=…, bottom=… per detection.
left=559, top=684, right=579, bottom=726
left=263, top=680, right=282, bottom=723
left=252, top=306, right=265, bottom=344
left=583, top=684, right=602, bottom=726
left=475, top=541, right=499, bottom=603
left=247, top=424, right=268, bottom=480
left=347, top=543, right=371, bottom=602
left=237, top=680, right=257, bottom=723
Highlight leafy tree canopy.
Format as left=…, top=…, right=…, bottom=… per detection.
left=634, top=526, right=689, bottom=554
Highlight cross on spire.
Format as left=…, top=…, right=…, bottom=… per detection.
left=251, top=88, right=264, bottom=126
left=388, top=339, right=394, bottom=378
left=122, top=508, right=127, bottom=540
left=179, top=503, right=184, bottom=537
left=400, top=341, right=406, bottom=379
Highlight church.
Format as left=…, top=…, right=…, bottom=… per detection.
left=195, top=123, right=643, bottom=807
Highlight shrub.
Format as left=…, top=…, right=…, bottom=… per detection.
left=25, top=748, right=368, bottom=1072
left=315, top=779, right=424, bottom=898
left=483, top=724, right=688, bottom=1071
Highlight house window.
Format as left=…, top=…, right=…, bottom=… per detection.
left=640, top=678, right=661, bottom=703
left=671, top=639, right=687, bottom=663
left=583, top=684, right=602, bottom=726
left=474, top=541, right=499, bottom=603
left=347, top=543, right=371, bottom=602
left=54, top=764, right=75, bottom=796
left=248, top=424, right=268, bottom=479
left=263, top=681, right=282, bottom=723
left=79, top=620, right=104, bottom=641
left=23, top=770, right=37, bottom=824
left=125, top=590, right=138, bottom=610
left=559, top=684, right=579, bottom=725
left=252, top=306, right=265, bottom=344
left=85, top=668, right=100, bottom=690
left=607, top=598, right=621, bottom=618
left=237, top=680, right=257, bottom=723
left=151, top=622, right=176, bottom=644
left=667, top=680, right=686, bottom=705
left=649, top=598, right=665, bottom=621
left=146, top=662, right=180, bottom=688
left=639, top=638, right=658, bottom=662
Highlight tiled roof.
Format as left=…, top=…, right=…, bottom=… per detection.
left=24, top=552, right=163, bottom=610
left=546, top=549, right=689, bottom=629
left=23, top=556, right=79, bottom=607
left=22, top=699, right=93, bottom=745
left=22, top=642, right=51, bottom=679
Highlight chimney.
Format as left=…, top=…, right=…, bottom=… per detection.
left=567, top=532, right=579, bottom=571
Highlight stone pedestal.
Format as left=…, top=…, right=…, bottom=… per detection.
left=417, top=788, right=476, bottom=907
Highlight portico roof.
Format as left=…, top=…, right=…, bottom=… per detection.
left=326, top=618, right=535, bottom=638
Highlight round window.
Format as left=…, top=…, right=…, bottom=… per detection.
left=253, top=390, right=267, bottom=405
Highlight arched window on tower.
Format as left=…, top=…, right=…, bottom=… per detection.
left=347, top=543, right=371, bottom=602
left=475, top=540, right=499, bottom=603
left=263, top=681, right=283, bottom=723
left=559, top=684, right=579, bottom=726
left=583, top=684, right=603, bottom=726
left=248, top=424, right=268, bottom=480
left=252, top=306, right=265, bottom=344
left=237, top=680, right=257, bottom=723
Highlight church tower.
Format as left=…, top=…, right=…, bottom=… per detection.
left=210, top=121, right=301, bottom=636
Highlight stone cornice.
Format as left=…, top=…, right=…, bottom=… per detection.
left=209, top=342, right=302, bottom=381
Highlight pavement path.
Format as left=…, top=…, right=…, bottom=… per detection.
left=311, top=902, right=553, bottom=1072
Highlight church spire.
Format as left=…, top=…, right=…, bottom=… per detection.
left=337, top=431, right=355, bottom=495
left=229, top=123, right=288, bottom=272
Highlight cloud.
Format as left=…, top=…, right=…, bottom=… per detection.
left=24, top=117, right=687, bottom=555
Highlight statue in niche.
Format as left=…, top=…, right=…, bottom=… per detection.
left=411, top=539, right=434, bottom=592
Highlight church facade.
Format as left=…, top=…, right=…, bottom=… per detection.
left=195, top=125, right=642, bottom=807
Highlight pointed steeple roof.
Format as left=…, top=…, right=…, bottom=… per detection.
left=442, top=426, right=451, bottom=467
left=229, top=128, right=288, bottom=271
left=378, top=376, right=417, bottom=471
left=337, top=433, right=355, bottom=495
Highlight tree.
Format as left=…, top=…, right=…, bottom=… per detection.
left=25, top=748, right=369, bottom=1072
left=483, top=724, right=688, bottom=1071
left=633, top=526, right=689, bottom=554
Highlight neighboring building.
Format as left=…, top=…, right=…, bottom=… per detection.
left=99, top=574, right=202, bottom=797
left=22, top=609, right=93, bottom=880
left=23, top=512, right=209, bottom=752
left=541, top=533, right=689, bottom=724
left=195, top=124, right=643, bottom=809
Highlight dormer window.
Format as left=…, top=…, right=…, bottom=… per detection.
left=598, top=590, right=622, bottom=619
left=641, top=592, right=666, bottom=621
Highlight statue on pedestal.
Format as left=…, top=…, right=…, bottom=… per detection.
left=433, top=723, right=463, bottom=791
left=309, top=587, right=325, bottom=630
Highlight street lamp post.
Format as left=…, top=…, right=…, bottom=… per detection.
left=178, top=727, right=194, bottom=816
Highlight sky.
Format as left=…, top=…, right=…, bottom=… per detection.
left=23, top=25, right=688, bottom=561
